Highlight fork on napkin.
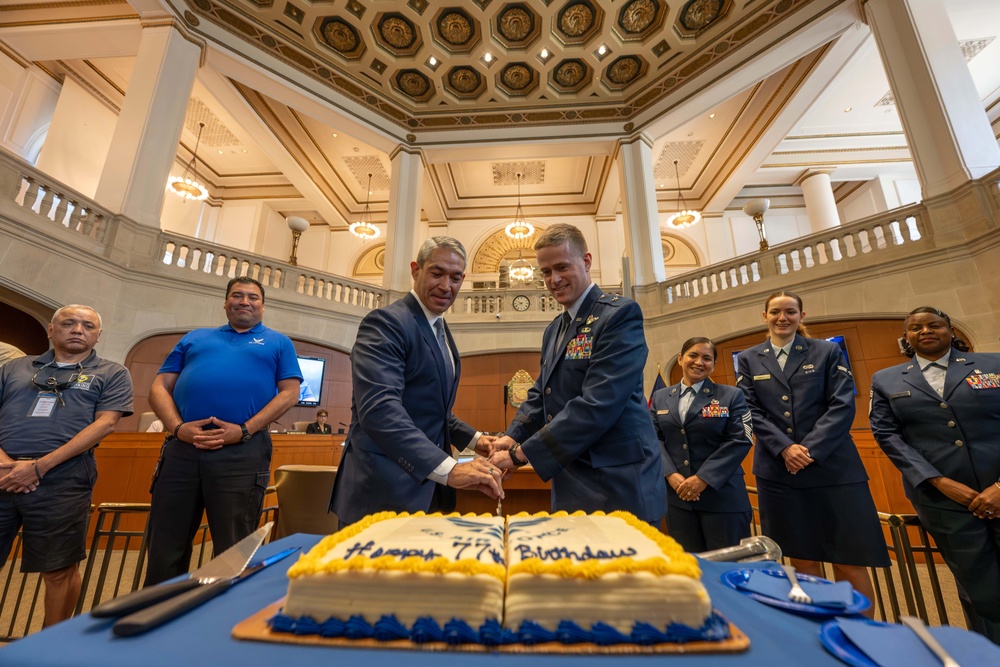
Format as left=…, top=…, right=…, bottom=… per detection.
left=833, top=617, right=1000, bottom=667
left=738, top=569, right=855, bottom=609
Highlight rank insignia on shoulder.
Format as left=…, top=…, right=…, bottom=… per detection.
left=611, top=295, right=620, bottom=301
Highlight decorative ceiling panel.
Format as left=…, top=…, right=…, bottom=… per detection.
left=178, top=0, right=834, bottom=133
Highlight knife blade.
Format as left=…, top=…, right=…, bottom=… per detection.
left=900, top=616, right=962, bottom=667
left=91, top=522, right=273, bottom=618
left=111, top=545, right=299, bottom=637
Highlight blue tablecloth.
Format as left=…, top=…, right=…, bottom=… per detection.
left=0, top=535, right=849, bottom=667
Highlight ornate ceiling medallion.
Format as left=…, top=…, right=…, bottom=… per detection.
left=319, top=18, right=361, bottom=55
left=374, top=13, right=422, bottom=56
left=551, top=59, right=591, bottom=94
left=497, top=63, right=538, bottom=97
left=604, top=55, right=646, bottom=89
left=494, top=4, right=540, bottom=48
left=681, top=0, right=724, bottom=32
left=447, top=67, right=484, bottom=98
left=394, top=70, right=434, bottom=101
left=620, top=0, right=657, bottom=33
left=439, top=11, right=472, bottom=45
left=560, top=3, right=594, bottom=37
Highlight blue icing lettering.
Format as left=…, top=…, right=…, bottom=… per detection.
left=514, top=543, right=637, bottom=561
left=342, top=540, right=440, bottom=561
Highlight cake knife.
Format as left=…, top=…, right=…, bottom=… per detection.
left=91, top=522, right=273, bottom=618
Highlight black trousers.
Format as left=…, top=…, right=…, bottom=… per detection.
left=666, top=505, right=752, bottom=553
left=143, top=433, right=271, bottom=586
left=916, top=502, right=1000, bottom=645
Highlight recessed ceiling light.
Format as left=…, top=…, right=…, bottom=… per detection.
left=540, top=48, right=549, bottom=58
left=598, top=45, right=607, bottom=55
left=218, top=149, right=223, bottom=154
left=332, top=133, right=338, bottom=138
left=844, top=106, right=852, bottom=112
left=428, top=56, right=437, bottom=66
left=709, top=113, right=716, bottom=119
left=484, top=52, right=493, bottom=63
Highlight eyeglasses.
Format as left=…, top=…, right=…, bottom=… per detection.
left=31, top=362, right=83, bottom=406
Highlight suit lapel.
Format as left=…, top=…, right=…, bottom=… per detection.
left=900, top=362, right=940, bottom=400
left=943, top=352, right=974, bottom=400
left=684, top=379, right=715, bottom=425
left=782, top=336, right=808, bottom=378
left=404, top=294, right=452, bottom=407
left=542, top=286, right=602, bottom=387
left=443, top=319, right=460, bottom=405
left=664, top=385, right=683, bottom=428
left=758, top=343, right=789, bottom=389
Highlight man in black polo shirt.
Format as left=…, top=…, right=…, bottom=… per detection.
left=0, top=305, right=133, bottom=625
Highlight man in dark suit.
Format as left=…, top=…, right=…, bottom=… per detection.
left=330, top=237, right=502, bottom=527
left=489, top=224, right=665, bottom=523
left=870, top=306, right=1000, bottom=643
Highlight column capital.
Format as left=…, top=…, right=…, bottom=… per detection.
left=793, top=169, right=835, bottom=187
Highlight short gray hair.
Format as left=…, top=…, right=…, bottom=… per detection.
left=52, top=304, right=102, bottom=330
left=534, top=223, right=587, bottom=257
left=416, top=236, right=467, bottom=267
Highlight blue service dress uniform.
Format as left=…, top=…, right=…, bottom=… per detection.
left=870, top=350, right=1000, bottom=642
left=505, top=286, right=665, bottom=523
left=737, top=334, right=888, bottom=566
left=330, top=293, right=475, bottom=527
left=650, top=379, right=753, bottom=551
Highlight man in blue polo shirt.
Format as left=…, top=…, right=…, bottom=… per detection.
left=145, top=277, right=301, bottom=585
left=0, top=304, right=133, bottom=625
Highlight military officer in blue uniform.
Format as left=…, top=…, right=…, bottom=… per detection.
left=651, top=337, right=753, bottom=551
left=489, top=224, right=665, bottom=523
left=870, top=306, right=1000, bottom=643
left=737, top=291, right=887, bottom=611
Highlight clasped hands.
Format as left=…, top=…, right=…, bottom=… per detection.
left=0, top=458, right=40, bottom=494
left=174, top=417, right=245, bottom=450
left=931, top=476, right=1000, bottom=520
left=781, top=443, right=814, bottom=474
left=446, top=433, right=505, bottom=499
left=668, top=473, right=706, bottom=502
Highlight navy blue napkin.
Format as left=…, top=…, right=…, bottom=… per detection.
left=739, top=569, right=854, bottom=608
left=837, top=617, right=1000, bottom=667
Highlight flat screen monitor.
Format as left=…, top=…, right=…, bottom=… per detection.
left=296, top=356, right=325, bottom=407
left=732, top=336, right=856, bottom=394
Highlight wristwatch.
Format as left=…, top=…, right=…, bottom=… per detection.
left=240, top=424, right=252, bottom=443
left=509, top=443, right=528, bottom=467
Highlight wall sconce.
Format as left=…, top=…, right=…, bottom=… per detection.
left=742, top=199, right=770, bottom=251
left=286, top=215, right=309, bottom=266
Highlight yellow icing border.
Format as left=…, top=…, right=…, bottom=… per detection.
left=287, top=511, right=506, bottom=581
left=506, top=510, right=702, bottom=580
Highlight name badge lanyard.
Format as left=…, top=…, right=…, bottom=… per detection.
left=28, top=362, right=82, bottom=418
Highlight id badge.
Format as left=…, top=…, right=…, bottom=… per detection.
left=29, top=392, right=59, bottom=418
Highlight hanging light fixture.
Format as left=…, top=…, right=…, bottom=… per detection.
left=504, top=172, right=535, bottom=239
left=666, top=159, right=701, bottom=229
left=509, top=248, right=534, bottom=283
left=349, top=173, right=380, bottom=240
left=167, top=122, right=209, bottom=202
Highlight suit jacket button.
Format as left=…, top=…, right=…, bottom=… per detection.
left=547, top=414, right=553, bottom=421
left=683, top=460, right=689, bottom=466
left=947, top=421, right=956, bottom=427
left=784, top=411, right=791, bottom=417
left=940, top=402, right=948, bottom=408
left=955, top=440, right=964, bottom=447
left=545, top=387, right=551, bottom=395
left=786, top=428, right=793, bottom=434
left=682, top=444, right=688, bottom=450
left=781, top=395, right=789, bottom=401
left=680, top=428, right=686, bottom=435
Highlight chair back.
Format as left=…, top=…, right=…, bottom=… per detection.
left=292, top=421, right=312, bottom=432
left=136, top=411, right=159, bottom=432
left=273, top=465, right=339, bottom=539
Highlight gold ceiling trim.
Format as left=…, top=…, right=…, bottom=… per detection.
left=784, top=131, right=906, bottom=140
left=762, top=158, right=912, bottom=168
left=772, top=146, right=910, bottom=155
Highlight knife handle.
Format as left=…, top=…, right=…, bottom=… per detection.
left=112, top=579, right=232, bottom=637
left=90, top=579, right=201, bottom=618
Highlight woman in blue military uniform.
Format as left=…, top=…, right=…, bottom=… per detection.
left=870, top=306, right=1000, bottom=643
left=651, top=337, right=753, bottom=552
left=737, top=291, right=887, bottom=610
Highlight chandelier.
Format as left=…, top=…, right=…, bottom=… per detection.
left=666, top=159, right=701, bottom=229
left=504, top=172, right=535, bottom=239
left=509, top=249, right=534, bottom=282
left=167, top=121, right=209, bottom=202
left=349, top=173, right=380, bottom=240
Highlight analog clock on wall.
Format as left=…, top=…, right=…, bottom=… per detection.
left=512, top=295, right=530, bottom=311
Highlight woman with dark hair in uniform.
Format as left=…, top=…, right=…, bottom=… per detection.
left=737, top=291, right=887, bottom=613
left=306, top=409, right=332, bottom=434
left=651, top=337, right=753, bottom=552
left=871, top=306, right=1000, bottom=643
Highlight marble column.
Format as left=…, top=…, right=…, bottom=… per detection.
left=796, top=170, right=841, bottom=232
left=93, top=24, right=200, bottom=227
left=383, top=146, right=423, bottom=299
left=615, top=135, right=666, bottom=288
left=864, top=0, right=1000, bottom=198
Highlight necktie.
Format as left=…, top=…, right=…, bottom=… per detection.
left=557, top=311, right=571, bottom=340
left=924, top=361, right=946, bottom=397
left=775, top=348, right=788, bottom=371
left=434, top=319, right=454, bottom=391
left=679, top=386, right=696, bottom=421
